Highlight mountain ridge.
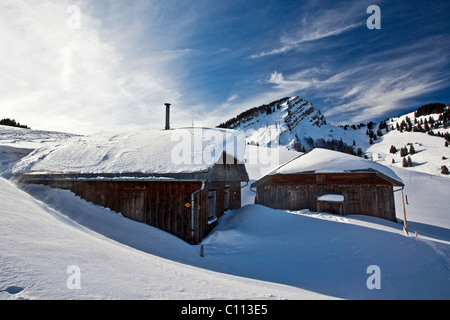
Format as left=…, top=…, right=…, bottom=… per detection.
left=218, top=96, right=366, bottom=155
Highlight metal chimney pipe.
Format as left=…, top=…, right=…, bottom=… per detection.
left=164, top=103, right=171, bottom=130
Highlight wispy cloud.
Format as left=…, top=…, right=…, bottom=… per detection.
left=250, top=3, right=364, bottom=59
left=250, top=24, right=361, bottom=59
left=244, top=33, right=450, bottom=124
left=318, top=36, right=449, bottom=123
left=226, top=94, right=239, bottom=103
left=266, top=71, right=316, bottom=91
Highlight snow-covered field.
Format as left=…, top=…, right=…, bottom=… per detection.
left=1, top=125, right=449, bottom=300
left=367, top=128, right=450, bottom=178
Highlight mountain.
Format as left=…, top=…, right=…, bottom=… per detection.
left=218, top=96, right=368, bottom=155
left=219, top=97, right=450, bottom=178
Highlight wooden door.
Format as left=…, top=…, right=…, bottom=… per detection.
left=122, top=190, right=146, bottom=223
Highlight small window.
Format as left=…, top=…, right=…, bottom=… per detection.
left=317, top=175, right=325, bottom=183
left=208, top=189, right=217, bottom=223
left=224, top=185, right=230, bottom=211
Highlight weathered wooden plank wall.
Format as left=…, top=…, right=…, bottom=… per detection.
left=29, top=179, right=245, bottom=244
left=40, top=180, right=201, bottom=243
left=255, top=173, right=397, bottom=221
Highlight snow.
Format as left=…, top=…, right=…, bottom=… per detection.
left=241, top=144, right=301, bottom=206
left=367, top=129, right=450, bottom=177
left=0, top=125, right=77, bottom=149
left=234, top=97, right=369, bottom=152
left=12, top=127, right=246, bottom=175
left=0, top=177, right=320, bottom=300
left=1, top=125, right=449, bottom=300
left=269, top=148, right=403, bottom=185
left=317, top=194, right=345, bottom=202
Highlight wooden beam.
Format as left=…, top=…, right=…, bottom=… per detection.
left=401, top=188, right=408, bottom=235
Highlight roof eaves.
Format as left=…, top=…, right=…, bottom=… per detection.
left=16, top=171, right=211, bottom=183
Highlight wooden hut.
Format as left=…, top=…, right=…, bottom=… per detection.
left=14, top=128, right=249, bottom=244
left=251, top=148, right=404, bottom=222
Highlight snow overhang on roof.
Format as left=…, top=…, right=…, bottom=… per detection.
left=12, top=127, right=247, bottom=177
left=252, top=148, right=404, bottom=187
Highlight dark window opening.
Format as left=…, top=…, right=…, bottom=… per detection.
left=208, top=189, right=217, bottom=223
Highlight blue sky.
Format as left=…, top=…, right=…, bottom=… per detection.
left=1, top=0, right=449, bottom=134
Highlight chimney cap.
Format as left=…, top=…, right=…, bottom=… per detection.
left=164, top=103, right=171, bottom=107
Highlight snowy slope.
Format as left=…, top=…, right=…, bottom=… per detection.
left=202, top=204, right=449, bottom=300
left=2, top=167, right=449, bottom=300
left=0, top=177, right=323, bottom=300
left=1, top=125, right=449, bottom=300
left=0, top=125, right=77, bottom=178
left=221, top=96, right=368, bottom=152
left=367, top=123, right=450, bottom=178
left=0, top=125, right=77, bottom=149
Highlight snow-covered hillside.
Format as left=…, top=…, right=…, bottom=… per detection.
left=222, top=97, right=450, bottom=179
left=0, top=125, right=78, bottom=149
left=0, top=126, right=78, bottom=179
left=219, top=96, right=368, bottom=153
left=366, top=110, right=450, bottom=178
left=1, top=125, right=449, bottom=300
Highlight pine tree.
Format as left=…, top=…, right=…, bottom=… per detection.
left=409, top=145, right=415, bottom=155
left=400, top=147, right=408, bottom=157
left=441, top=165, right=449, bottom=175
left=390, top=145, right=397, bottom=154
left=293, top=138, right=302, bottom=152
left=407, top=156, right=412, bottom=167
left=357, top=148, right=363, bottom=157
left=0, top=118, right=29, bottom=129
left=402, top=157, right=408, bottom=167
left=424, top=119, right=430, bottom=131
left=416, top=123, right=423, bottom=132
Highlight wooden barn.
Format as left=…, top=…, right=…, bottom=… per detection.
left=251, top=148, right=404, bottom=222
left=14, top=128, right=249, bottom=244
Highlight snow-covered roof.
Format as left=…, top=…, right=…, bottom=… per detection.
left=266, top=148, right=404, bottom=185
left=13, top=127, right=246, bottom=176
